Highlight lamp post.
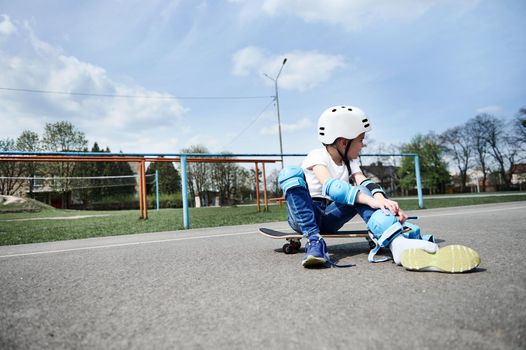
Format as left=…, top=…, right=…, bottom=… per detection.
left=264, top=58, right=287, bottom=169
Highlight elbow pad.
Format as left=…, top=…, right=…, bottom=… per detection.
left=322, top=178, right=359, bottom=206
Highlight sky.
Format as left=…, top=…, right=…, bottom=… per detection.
left=0, top=0, right=525, bottom=161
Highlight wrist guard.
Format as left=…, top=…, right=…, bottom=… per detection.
left=360, top=178, right=387, bottom=198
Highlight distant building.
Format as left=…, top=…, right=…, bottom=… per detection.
left=511, top=163, right=526, bottom=187
left=361, top=161, right=399, bottom=196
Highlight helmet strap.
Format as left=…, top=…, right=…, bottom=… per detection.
left=336, top=139, right=353, bottom=176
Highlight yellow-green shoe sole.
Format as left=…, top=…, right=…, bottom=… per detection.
left=302, top=255, right=327, bottom=268
left=401, top=245, right=480, bottom=273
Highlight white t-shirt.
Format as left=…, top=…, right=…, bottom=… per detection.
left=301, top=148, right=362, bottom=198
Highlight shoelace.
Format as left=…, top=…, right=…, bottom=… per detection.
left=324, top=253, right=354, bottom=268
left=311, top=239, right=354, bottom=268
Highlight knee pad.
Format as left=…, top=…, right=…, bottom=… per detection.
left=278, top=166, right=307, bottom=195
left=366, top=210, right=404, bottom=263
left=366, top=210, right=403, bottom=247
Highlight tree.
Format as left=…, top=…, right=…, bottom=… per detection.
left=73, top=143, right=136, bottom=206
left=41, top=121, right=88, bottom=208
left=477, top=114, right=517, bottom=189
left=146, top=161, right=181, bottom=195
left=513, top=107, right=526, bottom=152
left=466, top=115, right=491, bottom=192
left=16, top=131, right=41, bottom=198
left=42, top=121, right=88, bottom=152
left=0, top=132, right=41, bottom=196
left=236, top=167, right=255, bottom=203
left=210, top=153, right=240, bottom=205
left=0, top=138, right=24, bottom=195
left=398, top=134, right=450, bottom=194
left=440, top=126, right=471, bottom=192
left=180, top=145, right=211, bottom=206
left=266, top=168, right=281, bottom=198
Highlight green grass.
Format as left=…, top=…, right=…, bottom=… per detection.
left=1, top=194, right=525, bottom=246
left=0, top=205, right=288, bottom=246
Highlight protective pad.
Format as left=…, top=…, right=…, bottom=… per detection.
left=402, top=221, right=421, bottom=240
left=278, top=166, right=307, bottom=195
left=322, top=178, right=359, bottom=206
left=367, top=210, right=403, bottom=241
left=402, top=221, right=435, bottom=243
left=360, top=178, right=387, bottom=198
left=366, top=210, right=404, bottom=263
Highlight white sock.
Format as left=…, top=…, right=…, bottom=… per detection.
left=389, top=235, right=439, bottom=265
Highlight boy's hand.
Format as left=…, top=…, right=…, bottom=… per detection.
left=357, top=193, right=408, bottom=223
left=372, top=195, right=408, bottom=223
left=373, top=195, right=398, bottom=213
left=396, top=208, right=408, bottom=224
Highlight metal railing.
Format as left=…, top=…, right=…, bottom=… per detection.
left=0, top=151, right=424, bottom=229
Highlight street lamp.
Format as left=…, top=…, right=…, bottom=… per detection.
left=264, top=57, right=287, bottom=169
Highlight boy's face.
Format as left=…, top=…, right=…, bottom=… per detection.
left=347, top=132, right=366, bottom=160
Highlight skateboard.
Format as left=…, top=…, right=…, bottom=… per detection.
left=259, top=227, right=374, bottom=254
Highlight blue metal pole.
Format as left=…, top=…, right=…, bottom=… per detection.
left=155, top=169, right=160, bottom=212
left=181, top=155, right=190, bottom=229
left=414, top=154, right=424, bottom=209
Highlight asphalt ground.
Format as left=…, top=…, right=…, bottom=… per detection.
left=0, top=202, right=525, bottom=350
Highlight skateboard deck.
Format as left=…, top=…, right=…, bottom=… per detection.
left=259, top=227, right=369, bottom=239
left=259, top=227, right=373, bottom=254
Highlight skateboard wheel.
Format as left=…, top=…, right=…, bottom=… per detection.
left=283, top=243, right=295, bottom=254
left=290, top=240, right=301, bottom=251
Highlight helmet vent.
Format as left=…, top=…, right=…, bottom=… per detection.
left=348, top=108, right=353, bottom=111
left=332, top=109, right=337, bottom=112
left=362, top=119, right=368, bottom=123
left=319, top=127, right=325, bottom=130
left=364, top=123, right=370, bottom=128
left=319, top=132, right=325, bottom=136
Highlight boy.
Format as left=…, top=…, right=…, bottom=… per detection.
left=279, top=105, right=480, bottom=271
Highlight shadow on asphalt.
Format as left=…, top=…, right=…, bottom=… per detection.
left=272, top=241, right=371, bottom=258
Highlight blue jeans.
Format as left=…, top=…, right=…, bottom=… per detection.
left=284, top=185, right=376, bottom=239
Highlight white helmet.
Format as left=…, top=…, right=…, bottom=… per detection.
left=317, top=105, right=371, bottom=144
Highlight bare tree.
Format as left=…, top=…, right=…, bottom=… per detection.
left=466, top=115, right=491, bottom=192
left=440, top=126, right=472, bottom=192
left=266, top=168, right=281, bottom=198
left=0, top=138, right=25, bottom=195
left=477, top=114, right=517, bottom=189
left=16, top=130, right=41, bottom=198
left=210, top=153, right=240, bottom=205
left=180, top=145, right=211, bottom=207
left=514, top=107, right=526, bottom=152
left=0, top=132, right=42, bottom=196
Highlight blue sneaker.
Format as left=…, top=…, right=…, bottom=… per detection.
left=302, top=238, right=328, bottom=268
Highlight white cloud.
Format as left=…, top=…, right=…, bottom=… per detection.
left=0, top=14, right=16, bottom=36
left=263, top=0, right=435, bottom=30
left=476, top=105, right=502, bottom=114
left=232, top=46, right=266, bottom=76
left=0, top=20, right=187, bottom=152
left=232, top=46, right=345, bottom=91
left=232, top=0, right=480, bottom=31
left=261, top=117, right=312, bottom=135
